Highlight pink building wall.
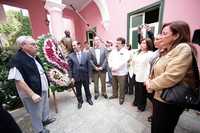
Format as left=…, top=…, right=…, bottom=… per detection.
left=79, top=2, right=102, bottom=42
left=1, top=0, right=84, bottom=42
left=1, top=0, right=200, bottom=42
left=1, top=0, right=49, bottom=39
left=163, top=0, right=200, bottom=37
left=80, top=0, right=158, bottom=43
left=79, top=0, right=200, bottom=43
left=63, top=8, right=85, bottom=42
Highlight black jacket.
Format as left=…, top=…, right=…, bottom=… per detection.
left=9, top=49, right=47, bottom=96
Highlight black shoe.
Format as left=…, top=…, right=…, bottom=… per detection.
left=119, top=99, right=124, bottom=105
left=132, top=102, right=137, bottom=106
left=103, top=94, right=108, bottom=99
left=138, top=107, right=145, bottom=112
left=87, top=99, right=93, bottom=105
left=42, top=118, right=56, bottom=126
left=94, top=95, right=99, bottom=100
left=78, top=102, right=82, bottom=109
left=109, top=96, right=118, bottom=99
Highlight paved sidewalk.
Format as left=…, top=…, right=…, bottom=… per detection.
left=47, top=84, right=200, bottom=133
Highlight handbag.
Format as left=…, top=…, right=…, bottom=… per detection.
left=160, top=84, right=200, bottom=110
left=160, top=82, right=200, bottom=110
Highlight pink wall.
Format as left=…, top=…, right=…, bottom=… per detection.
left=80, top=0, right=158, bottom=43
left=163, top=0, right=200, bottom=37
left=80, top=2, right=102, bottom=42
left=1, top=0, right=85, bottom=42
left=2, top=0, right=199, bottom=42
left=79, top=0, right=200, bottom=43
left=63, top=8, right=85, bottom=42
left=1, top=0, right=49, bottom=39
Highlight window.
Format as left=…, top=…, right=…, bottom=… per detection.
left=127, top=1, right=164, bottom=49
left=86, top=27, right=96, bottom=47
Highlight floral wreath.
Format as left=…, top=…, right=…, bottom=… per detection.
left=37, top=34, right=71, bottom=92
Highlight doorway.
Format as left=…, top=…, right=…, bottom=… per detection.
left=86, top=27, right=96, bottom=47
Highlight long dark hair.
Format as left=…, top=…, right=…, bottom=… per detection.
left=161, top=21, right=191, bottom=51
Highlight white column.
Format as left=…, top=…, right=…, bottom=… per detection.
left=45, top=0, right=65, bottom=41
left=93, top=0, right=110, bottom=30
left=0, top=4, right=6, bottom=23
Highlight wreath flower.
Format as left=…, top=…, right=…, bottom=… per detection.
left=43, top=39, right=69, bottom=72
left=37, top=35, right=71, bottom=91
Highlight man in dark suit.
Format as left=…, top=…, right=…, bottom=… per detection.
left=68, top=41, right=93, bottom=109
left=90, top=36, right=108, bottom=100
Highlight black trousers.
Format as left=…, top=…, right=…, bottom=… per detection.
left=152, top=99, right=184, bottom=133
left=0, top=105, right=22, bottom=133
left=75, top=79, right=92, bottom=103
left=133, top=81, right=147, bottom=111
left=126, top=74, right=135, bottom=94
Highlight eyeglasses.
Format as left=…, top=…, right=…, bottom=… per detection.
left=30, top=42, right=37, bottom=46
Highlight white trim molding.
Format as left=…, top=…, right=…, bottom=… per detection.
left=93, top=0, right=110, bottom=30
left=45, top=0, right=65, bottom=13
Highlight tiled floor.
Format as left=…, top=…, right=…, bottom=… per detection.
left=47, top=84, right=200, bottom=133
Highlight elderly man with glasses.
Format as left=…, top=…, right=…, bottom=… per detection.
left=8, top=36, right=55, bottom=133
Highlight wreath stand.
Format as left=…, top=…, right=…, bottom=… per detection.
left=51, top=83, right=76, bottom=113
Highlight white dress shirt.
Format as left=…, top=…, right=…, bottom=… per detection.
left=95, top=48, right=101, bottom=65
left=108, top=47, right=130, bottom=76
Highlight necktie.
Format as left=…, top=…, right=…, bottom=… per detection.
left=77, top=53, right=81, bottom=64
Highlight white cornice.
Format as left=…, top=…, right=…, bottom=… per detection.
left=45, top=0, right=66, bottom=12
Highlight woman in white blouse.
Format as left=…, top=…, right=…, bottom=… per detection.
left=132, top=38, right=154, bottom=111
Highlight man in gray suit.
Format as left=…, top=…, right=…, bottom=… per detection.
left=68, top=41, right=93, bottom=109
left=90, top=36, right=108, bottom=100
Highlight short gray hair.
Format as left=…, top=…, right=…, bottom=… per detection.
left=16, top=35, right=35, bottom=46
left=16, top=36, right=27, bottom=46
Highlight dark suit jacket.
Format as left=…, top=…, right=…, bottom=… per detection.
left=89, top=47, right=108, bottom=72
left=68, top=51, right=90, bottom=81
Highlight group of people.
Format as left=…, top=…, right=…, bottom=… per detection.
left=66, top=21, right=198, bottom=133
left=67, top=36, right=131, bottom=108
left=4, top=20, right=198, bottom=133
